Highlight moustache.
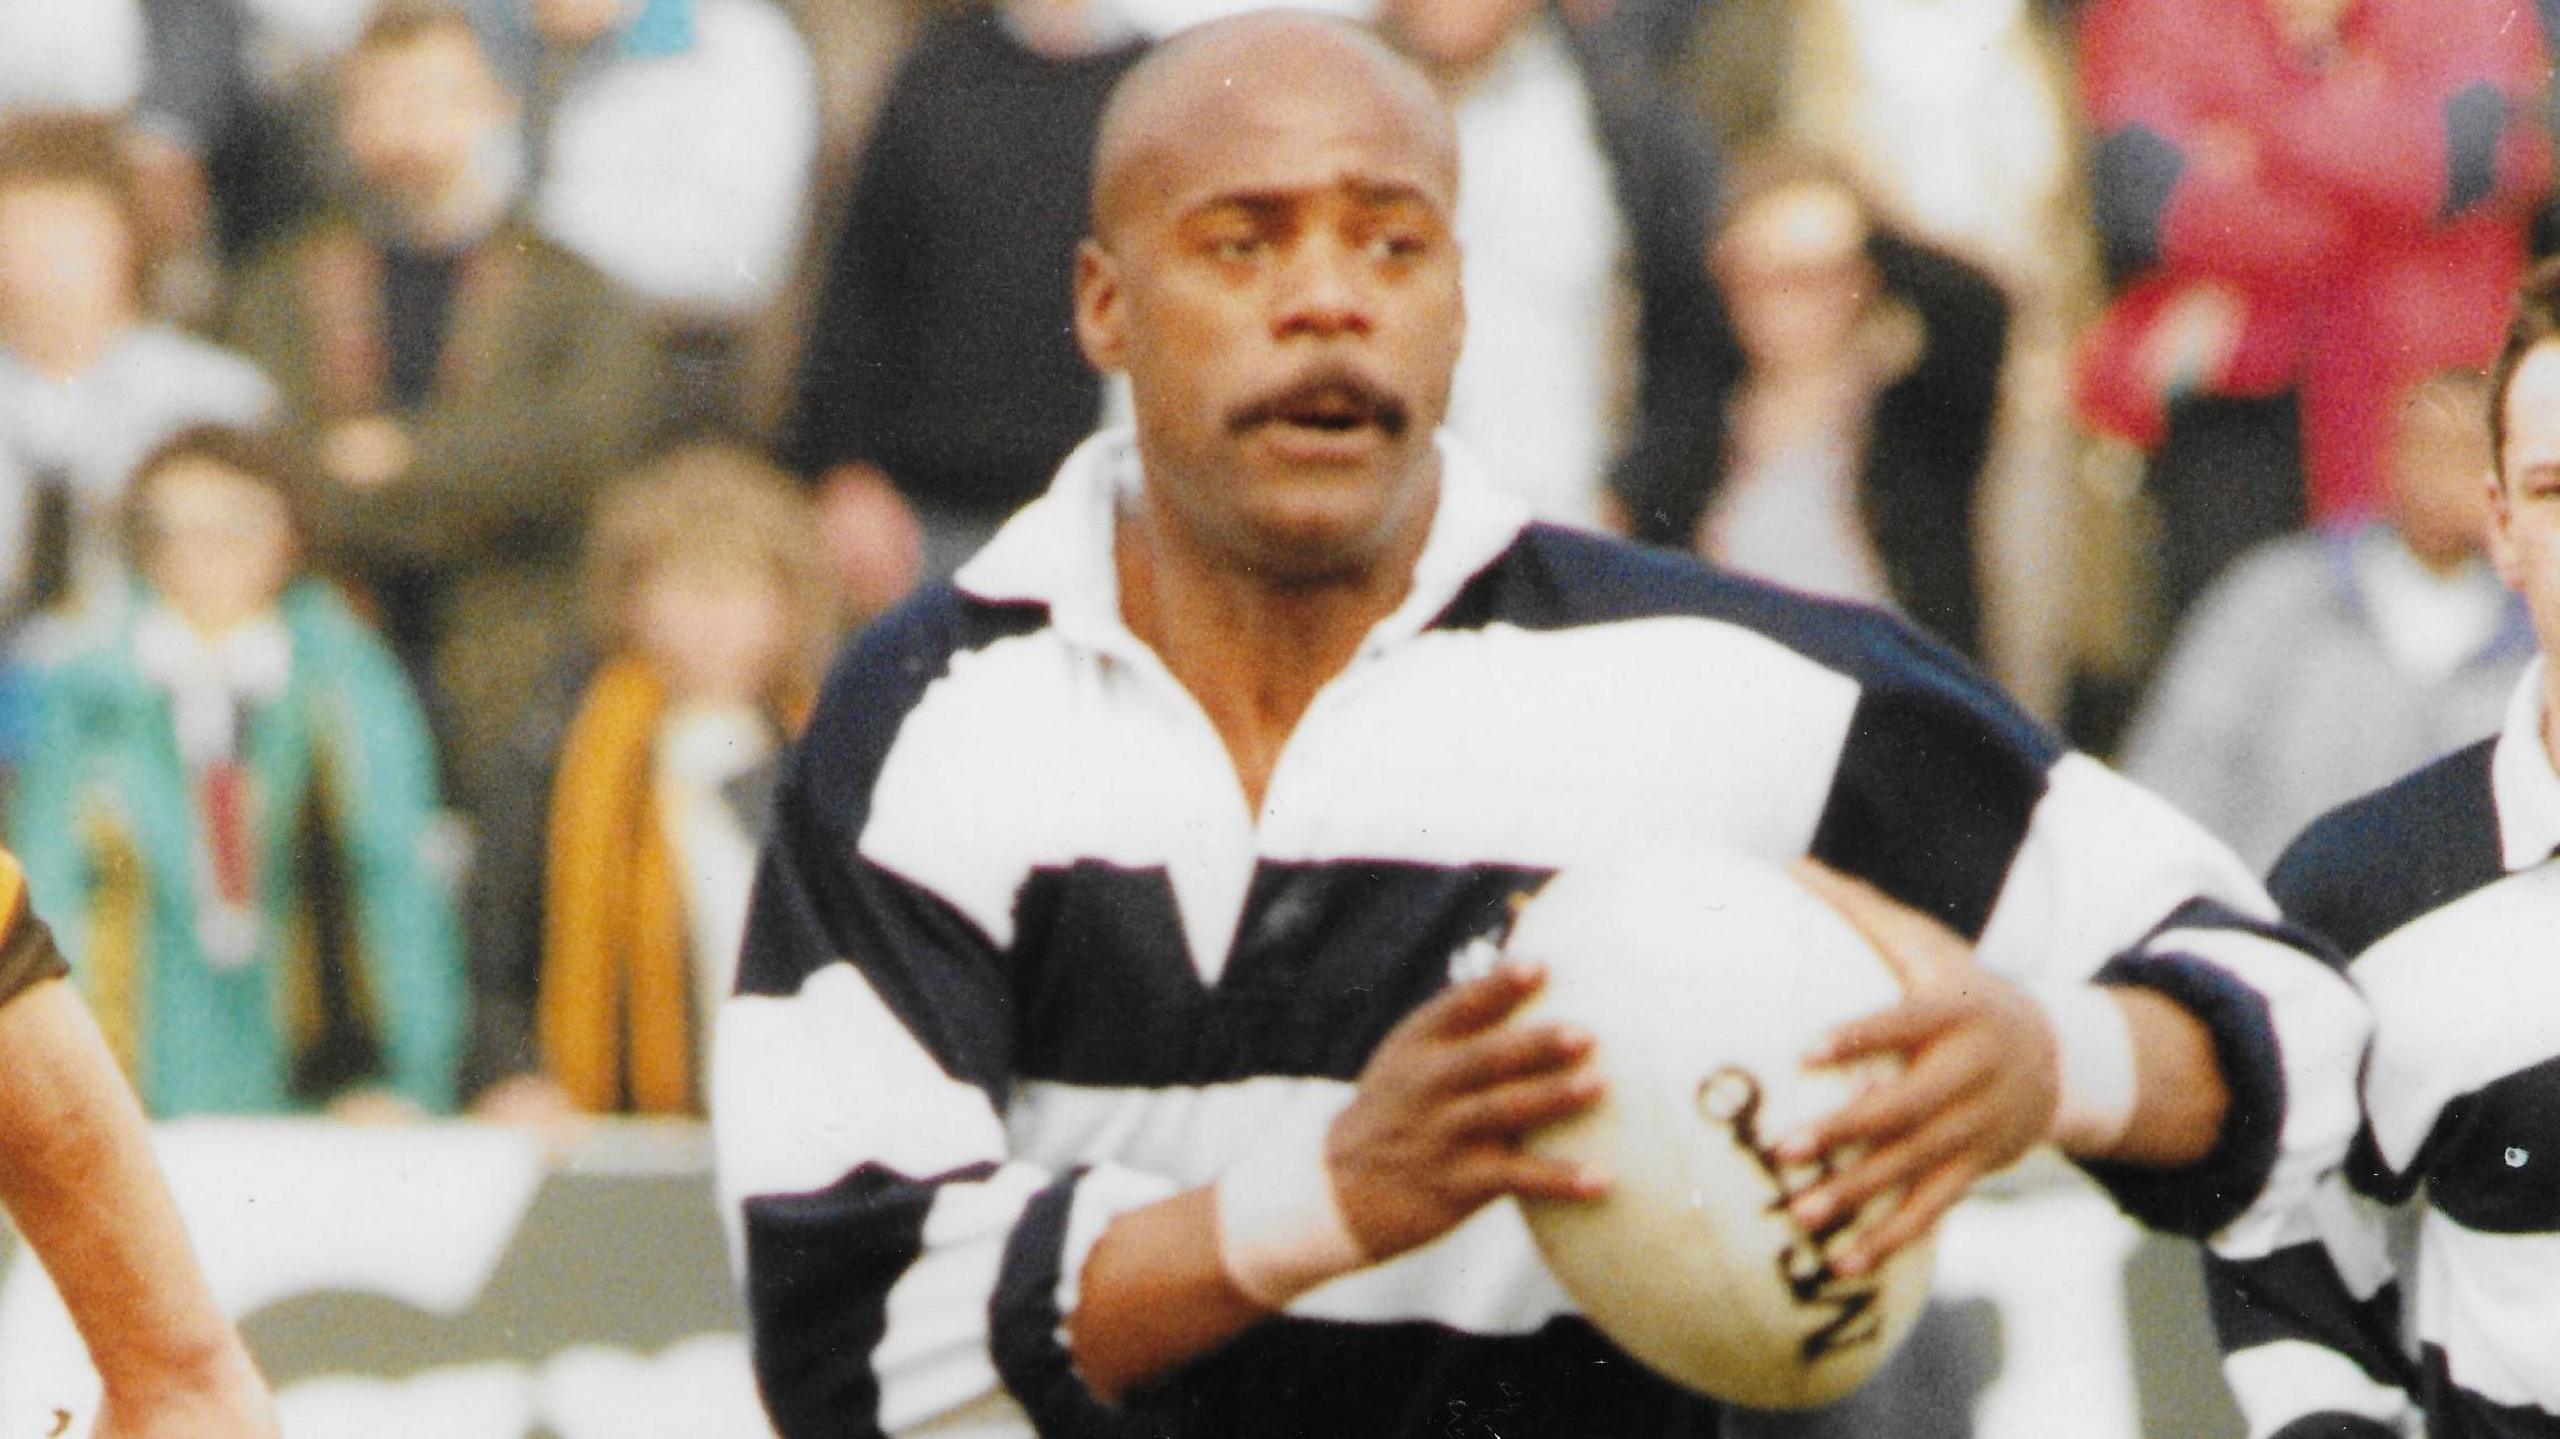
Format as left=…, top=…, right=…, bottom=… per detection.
left=1228, top=366, right=1411, bottom=439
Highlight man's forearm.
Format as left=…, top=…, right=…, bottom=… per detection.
left=1066, top=1186, right=1270, bottom=1401
left=0, top=980, right=268, bottom=1415
left=2094, top=987, right=2230, bottom=1168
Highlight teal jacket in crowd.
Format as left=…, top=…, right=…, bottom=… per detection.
left=12, top=580, right=462, bottom=1116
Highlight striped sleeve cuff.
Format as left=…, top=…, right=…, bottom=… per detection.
left=991, top=1165, right=1179, bottom=1439
left=2078, top=950, right=2284, bottom=1236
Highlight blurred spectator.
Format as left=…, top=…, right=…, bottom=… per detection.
left=2121, top=368, right=2529, bottom=872
left=1379, top=0, right=1726, bottom=529
left=0, top=0, right=145, bottom=117
left=781, top=0, right=1142, bottom=594
left=0, top=113, right=276, bottom=635
left=1684, top=0, right=2100, bottom=718
left=2077, top=0, right=2549, bottom=629
left=222, top=0, right=662, bottom=806
left=463, top=443, right=836, bottom=1124
left=487, top=0, right=820, bottom=431
left=12, top=425, right=462, bottom=1118
left=1613, top=153, right=2008, bottom=659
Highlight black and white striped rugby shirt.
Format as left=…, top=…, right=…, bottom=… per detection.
left=2211, top=661, right=2560, bottom=1439
left=713, top=431, right=2369, bottom=1439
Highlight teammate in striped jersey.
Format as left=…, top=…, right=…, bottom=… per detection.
left=2208, top=262, right=2560, bottom=1437
left=712, top=15, right=2371, bottom=1437
left=0, top=847, right=275, bottom=1435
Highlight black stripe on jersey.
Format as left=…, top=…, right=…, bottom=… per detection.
left=1011, top=859, right=1549, bottom=1088
left=2085, top=937, right=2282, bottom=1236
left=2419, top=1052, right=2560, bottom=1234
left=2270, top=1417, right=2400, bottom=1439
left=735, top=585, right=1048, bottom=1004
left=1437, top=526, right=2057, bottom=938
left=2269, top=739, right=2503, bottom=962
left=2204, top=1244, right=2413, bottom=1389
left=1127, top=1313, right=1719, bottom=1439
left=743, top=1158, right=1002, bottom=1439
left=991, top=1168, right=1137, bottom=1439
left=2419, top=1344, right=2560, bottom=1438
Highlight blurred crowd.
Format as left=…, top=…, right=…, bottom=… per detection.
left=0, top=0, right=2551, bottom=1129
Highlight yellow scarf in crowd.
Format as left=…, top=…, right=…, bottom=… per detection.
left=539, top=660, right=693, bottom=1115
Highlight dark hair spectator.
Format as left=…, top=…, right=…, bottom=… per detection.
left=220, top=0, right=664, bottom=810
left=1614, top=148, right=2008, bottom=659
left=12, top=421, right=463, bottom=1118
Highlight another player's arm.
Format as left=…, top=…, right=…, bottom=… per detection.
left=1070, top=959, right=1608, bottom=1399
left=0, top=977, right=276, bottom=1437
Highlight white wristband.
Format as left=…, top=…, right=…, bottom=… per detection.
left=1213, top=1105, right=1370, bottom=1310
left=2032, top=982, right=2140, bottom=1154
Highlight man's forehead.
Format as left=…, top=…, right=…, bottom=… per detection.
left=1094, top=15, right=1456, bottom=235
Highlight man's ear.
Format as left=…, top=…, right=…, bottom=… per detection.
left=1074, top=239, right=1125, bottom=374
left=2487, top=469, right=2524, bottom=590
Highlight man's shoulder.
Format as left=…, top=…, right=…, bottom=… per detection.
left=1458, top=526, right=2014, bottom=701
left=2269, top=737, right=2504, bottom=959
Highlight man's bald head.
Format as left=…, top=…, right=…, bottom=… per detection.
left=1090, top=12, right=1458, bottom=246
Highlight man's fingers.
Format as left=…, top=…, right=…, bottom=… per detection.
left=1804, top=990, right=1971, bottom=1069
left=1468, top=1149, right=1612, bottom=1206
left=1792, top=860, right=1966, bottom=992
left=1827, top=1162, right=1973, bottom=1279
left=1411, top=960, right=1548, bottom=1040
left=1788, top=1099, right=1984, bottom=1232
left=1445, top=1067, right=1605, bottom=1140
left=1434, top=1016, right=1594, bottom=1093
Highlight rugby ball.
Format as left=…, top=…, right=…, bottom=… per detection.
left=1502, top=847, right=1934, bottom=1409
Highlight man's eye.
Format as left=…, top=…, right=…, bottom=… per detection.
left=1209, top=235, right=1264, bottom=262
left=1371, top=233, right=1426, bottom=261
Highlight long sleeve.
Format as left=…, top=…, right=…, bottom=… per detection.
left=712, top=600, right=1176, bottom=1439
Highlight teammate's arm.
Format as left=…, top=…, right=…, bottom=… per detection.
left=0, top=979, right=276, bottom=1438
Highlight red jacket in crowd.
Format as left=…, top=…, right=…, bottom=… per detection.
left=2077, top=0, right=2548, bottom=518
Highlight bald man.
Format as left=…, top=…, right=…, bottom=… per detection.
left=712, top=16, right=2369, bottom=1438
left=0, top=849, right=276, bottom=1437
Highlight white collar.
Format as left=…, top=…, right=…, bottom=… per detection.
left=2490, top=657, right=2560, bottom=871
left=957, top=426, right=1531, bottom=665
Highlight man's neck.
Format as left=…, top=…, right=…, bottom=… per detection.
left=1115, top=493, right=1431, bottom=813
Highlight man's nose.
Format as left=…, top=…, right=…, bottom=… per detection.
left=1272, top=239, right=1375, bottom=339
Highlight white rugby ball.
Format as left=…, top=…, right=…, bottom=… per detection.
left=1503, top=847, right=1934, bottom=1410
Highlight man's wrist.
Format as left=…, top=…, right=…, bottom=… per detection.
left=2031, top=981, right=2140, bottom=1154
left=1212, top=1106, right=1370, bottom=1309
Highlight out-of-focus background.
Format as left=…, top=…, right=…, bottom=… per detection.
left=0, top=0, right=2548, bottom=1431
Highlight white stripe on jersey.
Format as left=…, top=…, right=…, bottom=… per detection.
left=2223, top=1339, right=2414, bottom=1439
left=2354, top=865, right=2560, bottom=1175
left=2417, top=1210, right=2560, bottom=1412
left=714, top=962, right=1009, bottom=1208
left=879, top=1165, right=1048, bottom=1432
left=1976, top=754, right=2278, bottom=985
left=859, top=612, right=1862, bottom=984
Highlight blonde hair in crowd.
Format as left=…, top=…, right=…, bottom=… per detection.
left=582, top=442, right=843, bottom=702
